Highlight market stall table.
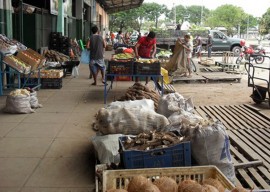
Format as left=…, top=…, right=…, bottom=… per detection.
left=104, top=73, right=163, bottom=104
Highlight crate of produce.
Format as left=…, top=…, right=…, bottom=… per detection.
left=119, top=136, right=191, bottom=169
left=26, top=48, right=47, bottom=67
left=17, top=51, right=41, bottom=70
left=134, top=61, right=161, bottom=75
left=115, top=76, right=132, bottom=81
left=3, top=55, right=31, bottom=74
left=96, top=165, right=235, bottom=192
left=41, top=78, right=62, bottom=89
left=108, top=60, right=133, bottom=75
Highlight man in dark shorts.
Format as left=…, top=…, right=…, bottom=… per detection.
left=89, top=26, right=106, bottom=85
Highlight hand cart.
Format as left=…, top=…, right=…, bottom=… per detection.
left=245, top=55, right=270, bottom=107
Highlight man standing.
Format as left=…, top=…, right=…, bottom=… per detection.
left=134, top=31, right=157, bottom=84
left=89, top=26, right=106, bottom=85
left=207, top=34, right=213, bottom=58
left=194, top=34, right=203, bottom=63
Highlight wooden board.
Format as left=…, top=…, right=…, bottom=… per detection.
left=194, top=105, right=270, bottom=130
left=172, top=75, right=206, bottom=83
left=202, top=72, right=241, bottom=82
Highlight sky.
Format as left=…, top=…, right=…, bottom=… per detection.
left=144, top=0, right=269, bottom=17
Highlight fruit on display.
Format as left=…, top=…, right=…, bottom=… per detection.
left=112, top=53, right=134, bottom=60
left=136, top=58, right=158, bottom=64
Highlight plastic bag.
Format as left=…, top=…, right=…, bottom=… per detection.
left=80, top=49, right=90, bottom=64
left=107, top=99, right=155, bottom=111
left=157, top=93, right=194, bottom=118
left=4, top=94, right=35, bottom=114
left=71, top=66, right=79, bottom=77
left=93, top=107, right=169, bottom=135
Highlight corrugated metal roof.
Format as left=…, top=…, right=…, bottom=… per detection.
left=96, top=0, right=144, bottom=14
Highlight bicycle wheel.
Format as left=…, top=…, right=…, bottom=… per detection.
left=191, top=59, right=196, bottom=72
left=255, top=53, right=265, bottom=64
left=236, top=56, right=243, bottom=64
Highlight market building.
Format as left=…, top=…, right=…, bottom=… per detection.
left=0, top=0, right=143, bottom=51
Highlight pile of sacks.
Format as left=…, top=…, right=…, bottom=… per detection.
left=4, top=88, right=42, bottom=114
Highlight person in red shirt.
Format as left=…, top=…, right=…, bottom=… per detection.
left=135, top=31, right=157, bottom=84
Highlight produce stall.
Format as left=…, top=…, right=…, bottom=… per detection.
left=104, top=52, right=164, bottom=104
left=90, top=87, right=250, bottom=191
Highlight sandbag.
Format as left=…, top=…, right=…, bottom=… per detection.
left=188, top=121, right=236, bottom=184
left=157, top=93, right=194, bottom=118
left=93, top=107, right=169, bottom=135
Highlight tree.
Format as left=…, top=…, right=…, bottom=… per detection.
left=205, top=4, right=245, bottom=35
left=185, top=5, right=210, bottom=25
left=259, top=8, right=270, bottom=35
left=143, top=3, right=168, bottom=28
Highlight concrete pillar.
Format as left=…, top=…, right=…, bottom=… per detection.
left=0, top=0, right=13, bottom=38
left=57, top=0, right=64, bottom=34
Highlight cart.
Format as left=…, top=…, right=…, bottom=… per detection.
left=245, top=55, right=270, bottom=107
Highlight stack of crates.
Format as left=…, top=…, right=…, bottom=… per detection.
left=49, top=32, right=62, bottom=51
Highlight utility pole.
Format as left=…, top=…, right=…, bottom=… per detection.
left=173, top=3, right=176, bottom=24
left=246, top=16, right=249, bottom=40
left=200, top=0, right=203, bottom=26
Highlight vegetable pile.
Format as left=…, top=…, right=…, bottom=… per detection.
left=118, top=82, right=160, bottom=110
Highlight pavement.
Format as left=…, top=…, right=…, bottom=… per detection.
left=0, top=50, right=270, bottom=192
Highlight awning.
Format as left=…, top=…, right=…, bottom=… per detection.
left=96, top=0, right=144, bottom=14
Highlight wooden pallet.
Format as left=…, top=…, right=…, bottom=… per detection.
left=215, top=61, right=240, bottom=72
left=200, top=66, right=223, bottom=72
left=194, top=104, right=270, bottom=130
left=172, top=75, right=206, bottom=83
left=230, top=136, right=270, bottom=189
left=157, top=83, right=176, bottom=94
left=202, top=72, right=242, bottom=82
left=195, top=104, right=270, bottom=189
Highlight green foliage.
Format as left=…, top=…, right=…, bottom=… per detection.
left=259, top=8, right=270, bottom=34
left=205, top=4, right=245, bottom=35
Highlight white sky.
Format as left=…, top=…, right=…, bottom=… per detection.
left=144, top=0, right=270, bottom=17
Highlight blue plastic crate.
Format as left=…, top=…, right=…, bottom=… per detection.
left=119, top=136, right=191, bottom=169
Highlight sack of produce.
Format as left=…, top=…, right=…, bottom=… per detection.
left=157, top=93, right=194, bottom=118
left=188, top=121, right=236, bottom=184
left=168, top=110, right=204, bottom=131
left=91, top=134, right=123, bottom=165
left=107, top=99, right=155, bottom=111
left=93, top=107, right=169, bottom=135
left=4, top=89, right=35, bottom=114
left=29, top=90, right=43, bottom=109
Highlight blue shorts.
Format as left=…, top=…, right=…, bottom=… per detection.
left=90, top=59, right=106, bottom=74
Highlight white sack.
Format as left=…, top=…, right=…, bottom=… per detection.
left=93, top=107, right=169, bottom=135
left=189, top=121, right=236, bottom=184
left=157, top=93, right=194, bottom=117
left=91, top=134, right=122, bottom=164
left=30, top=91, right=43, bottom=109
left=107, top=99, right=155, bottom=111
left=4, top=94, right=35, bottom=114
